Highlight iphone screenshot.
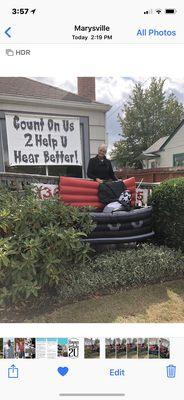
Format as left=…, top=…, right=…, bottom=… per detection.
left=0, top=1, right=183, bottom=399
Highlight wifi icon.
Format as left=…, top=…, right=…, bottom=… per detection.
left=155, top=9, right=162, bottom=14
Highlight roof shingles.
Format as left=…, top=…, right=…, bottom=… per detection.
left=0, top=77, right=99, bottom=104
left=143, top=136, right=169, bottom=155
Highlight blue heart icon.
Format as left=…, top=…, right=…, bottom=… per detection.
left=58, top=367, right=69, bottom=377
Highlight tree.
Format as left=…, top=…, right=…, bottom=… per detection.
left=110, top=78, right=184, bottom=168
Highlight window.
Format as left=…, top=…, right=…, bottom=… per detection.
left=173, top=153, right=184, bottom=167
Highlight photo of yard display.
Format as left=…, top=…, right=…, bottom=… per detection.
left=138, top=338, right=149, bottom=359
left=84, top=338, right=100, bottom=359
left=127, top=338, right=138, bottom=359
left=116, top=338, right=127, bottom=359
left=105, top=338, right=116, bottom=358
left=149, top=339, right=159, bottom=359
left=105, top=338, right=170, bottom=359
left=105, top=338, right=127, bottom=359
left=0, top=77, right=184, bottom=323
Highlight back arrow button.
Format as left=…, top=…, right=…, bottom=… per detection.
left=5, top=27, right=11, bottom=38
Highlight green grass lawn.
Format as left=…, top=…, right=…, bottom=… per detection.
left=26, top=279, right=184, bottom=323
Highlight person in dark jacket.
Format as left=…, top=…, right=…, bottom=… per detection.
left=87, top=144, right=117, bottom=183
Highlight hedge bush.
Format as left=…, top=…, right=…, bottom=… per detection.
left=58, top=244, right=184, bottom=302
left=1, top=184, right=184, bottom=307
left=150, top=177, right=184, bottom=251
left=0, top=186, right=94, bottom=305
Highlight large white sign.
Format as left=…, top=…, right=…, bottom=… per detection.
left=5, top=114, right=82, bottom=166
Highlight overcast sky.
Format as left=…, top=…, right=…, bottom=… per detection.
left=34, top=77, right=184, bottom=152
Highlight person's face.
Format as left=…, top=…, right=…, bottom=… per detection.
left=98, top=148, right=106, bottom=159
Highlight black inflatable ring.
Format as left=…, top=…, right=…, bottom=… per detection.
left=85, top=206, right=154, bottom=244
left=90, top=206, right=153, bottom=224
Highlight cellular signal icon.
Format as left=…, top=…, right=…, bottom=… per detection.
left=144, top=9, right=153, bottom=14
left=155, top=9, right=162, bottom=14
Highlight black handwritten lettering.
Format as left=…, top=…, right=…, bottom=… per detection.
left=14, top=150, right=39, bottom=164
left=60, top=136, right=67, bottom=147
left=13, top=116, right=44, bottom=131
left=63, top=120, right=69, bottom=132
left=70, top=122, right=74, bottom=131
left=13, top=115, right=19, bottom=130
left=47, top=119, right=60, bottom=132
left=24, top=133, right=33, bottom=147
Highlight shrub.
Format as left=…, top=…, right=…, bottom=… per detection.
left=58, top=244, right=184, bottom=302
left=1, top=183, right=184, bottom=308
left=0, top=186, right=94, bottom=305
left=150, top=177, right=184, bottom=251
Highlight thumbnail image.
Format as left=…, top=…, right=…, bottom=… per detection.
left=159, top=338, right=170, bottom=359
left=24, top=338, right=36, bottom=359
left=84, top=338, right=100, bottom=359
left=58, top=338, right=68, bottom=357
left=3, top=338, right=15, bottom=359
left=105, top=338, right=116, bottom=358
left=36, top=338, right=47, bottom=359
left=127, top=338, right=138, bottom=359
left=116, top=338, right=127, bottom=359
left=138, top=338, right=149, bottom=359
left=15, top=338, right=25, bottom=358
left=0, top=338, right=3, bottom=359
left=47, top=338, right=58, bottom=359
left=68, top=338, right=79, bottom=358
left=149, top=339, right=159, bottom=358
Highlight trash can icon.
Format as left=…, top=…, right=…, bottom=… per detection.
left=166, top=365, right=176, bottom=378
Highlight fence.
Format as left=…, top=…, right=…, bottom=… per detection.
left=0, top=172, right=58, bottom=187
left=115, top=167, right=184, bottom=183
left=0, top=172, right=159, bottom=204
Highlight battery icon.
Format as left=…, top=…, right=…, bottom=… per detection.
left=165, top=8, right=177, bottom=14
